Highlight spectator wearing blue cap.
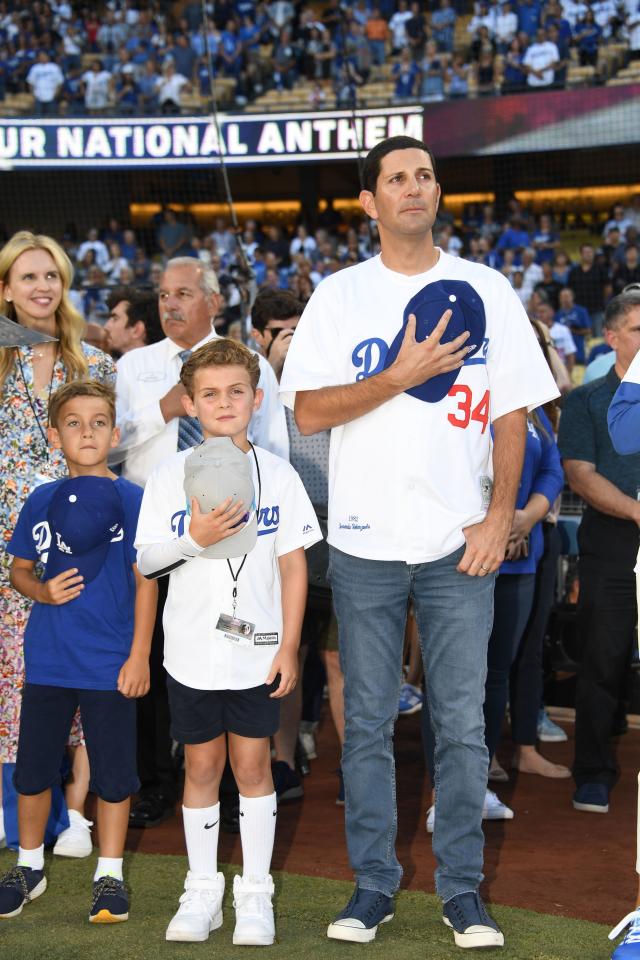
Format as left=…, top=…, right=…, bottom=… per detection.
left=0, top=380, right=157, bottom=925
left=555, top=287, right=592, bottom=364
left=280, top=134, right=558, bottom=950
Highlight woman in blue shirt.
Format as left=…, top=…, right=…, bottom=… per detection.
left=483, top=405, right=566, bottom=788
left=501, top=37, right=527, bottom=93
left=574, top=10, right=601, bottom=67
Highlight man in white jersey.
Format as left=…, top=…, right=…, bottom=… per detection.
left=280, top=136, right=558, bottom=949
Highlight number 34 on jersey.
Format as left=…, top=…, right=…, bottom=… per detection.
left=447, top=386, right=490, bottom=433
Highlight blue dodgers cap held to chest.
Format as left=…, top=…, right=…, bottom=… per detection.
left=46, top=476, right=124, bottom=585
left=383, top=279, right=486, bottom=403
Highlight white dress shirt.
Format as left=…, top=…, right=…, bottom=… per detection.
left=114, top=330, right=289, bottom=487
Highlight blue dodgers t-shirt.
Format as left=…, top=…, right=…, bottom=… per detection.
left=8, top=476, right=143, bottom=690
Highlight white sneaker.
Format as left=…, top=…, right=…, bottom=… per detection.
left=166, top=872, right=225, bottom=942
left=483, top=789, right=514, bottom=821
left=426, top=805, right=435, bottom=834
left=52, top=810, right=93, bottom=858
left=232, top=874, right=275, bottom=946
left=426, top=791, right=513, bottom=833
left=299, top=721, right=317, bottom=760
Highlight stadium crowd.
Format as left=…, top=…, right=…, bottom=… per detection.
left=46, top=195, right=640, bottom=380
left=0, top=0, right=639, bottom=115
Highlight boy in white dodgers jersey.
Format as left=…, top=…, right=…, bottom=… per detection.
left=0, top=380, right=157, bottom=926
left=135, top=338, right=321, bottom=946
left=280, top=135, right=558, bottom=949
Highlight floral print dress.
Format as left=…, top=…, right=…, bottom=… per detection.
left=0, top=343, right=116, bottom=762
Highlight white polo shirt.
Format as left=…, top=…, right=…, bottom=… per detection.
left=280, top=251, right=559, bottom=564
left=135, top=446, right=321, bottom=690
left=27, top=61, right=64, bottom=102
left=523, top=41, right=559, bottom=86
left=114, top=331, right=289, bottom=487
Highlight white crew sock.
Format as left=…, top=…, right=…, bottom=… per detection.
left=17, top=844, right=44, bottom=871
left=182, top=803, right=220, bottom=876
left=239, top=792, right=277, bottom=882
left=0, top=806, right=5, bottom=839
left=94, top=857, right=123, bottom=881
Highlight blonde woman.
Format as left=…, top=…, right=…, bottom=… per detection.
left=0, top=231, right=115, bottom=851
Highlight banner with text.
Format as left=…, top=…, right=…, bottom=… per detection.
left=0, top=107, right=423, bottom=169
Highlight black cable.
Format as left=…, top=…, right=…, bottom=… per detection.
left=199, top=0, right=257, bottom=314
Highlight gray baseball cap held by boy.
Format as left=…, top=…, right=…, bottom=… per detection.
left=183, top=437, right=257, bottom=560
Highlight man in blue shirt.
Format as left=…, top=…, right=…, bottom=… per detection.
left=555, top=286, right=592, bottom=363
left=496, top=217, right=530, bottom=264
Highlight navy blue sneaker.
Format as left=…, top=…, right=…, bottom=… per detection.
left=89, top=876, right=129, bottom=923
left=610, top=907, right=640, bottom=959
left=573, top=782, right=609, bottom=813
left=327, top=887, right=394, bottom=942
left=443, top=891, right=504, bottom=948
left=272, top=760, right=303, bottom=802
left=0, top=865, right=47, bottom=919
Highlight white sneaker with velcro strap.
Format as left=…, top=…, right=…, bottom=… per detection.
left=232, top=874, right=275, bottom=946
left=165, top=871, right=225, bottom=942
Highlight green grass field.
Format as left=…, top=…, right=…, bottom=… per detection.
left=0, top=849, right=614, bottom=960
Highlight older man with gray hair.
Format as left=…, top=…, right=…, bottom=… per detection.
left=114, top=256, right=288, bottom=828
left=114, top=256, right=287, bottom=486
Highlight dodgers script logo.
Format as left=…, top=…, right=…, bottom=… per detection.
left=172, top=505, right=280, bottom=538
left=352, top=336, right=489, bottom=383
left=352, top=338, right=388, bottom=381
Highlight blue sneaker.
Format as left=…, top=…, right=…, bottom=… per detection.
left=537, top=709, right=568, bottom=742
left=443, top=891, right=504, bottom=948
left=573, top=782, right=609, bottom=813
left=89, top=876, right=129, bottom=923
left=272, top=760, right=303, bottom=802
left=327, top=887, right=394, bottom=942
left=610, top=907, right=640, bottom=958
left=398, top=682, right=423, bottom=716
left=0, top=865, right=47, bottom=919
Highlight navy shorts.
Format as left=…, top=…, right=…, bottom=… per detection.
left=14, top=684, right=139, bottom=803
left=166, top=674, right=281, bottom=743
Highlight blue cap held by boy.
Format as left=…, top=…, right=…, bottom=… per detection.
left=45, top=476, right=124, bottom=585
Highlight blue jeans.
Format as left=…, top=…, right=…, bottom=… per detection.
left=329, top=545, right=495, bottom=902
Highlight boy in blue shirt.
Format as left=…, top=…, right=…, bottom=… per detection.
left=0, top=380, right=157, bottom=924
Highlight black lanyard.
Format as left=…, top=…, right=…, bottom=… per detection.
left=16, top=348, right=59, bottom=455
left=226, top=442, right=262, bottom=614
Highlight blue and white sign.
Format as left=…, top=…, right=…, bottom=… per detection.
left=0, top=106, right=423, bottom=169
